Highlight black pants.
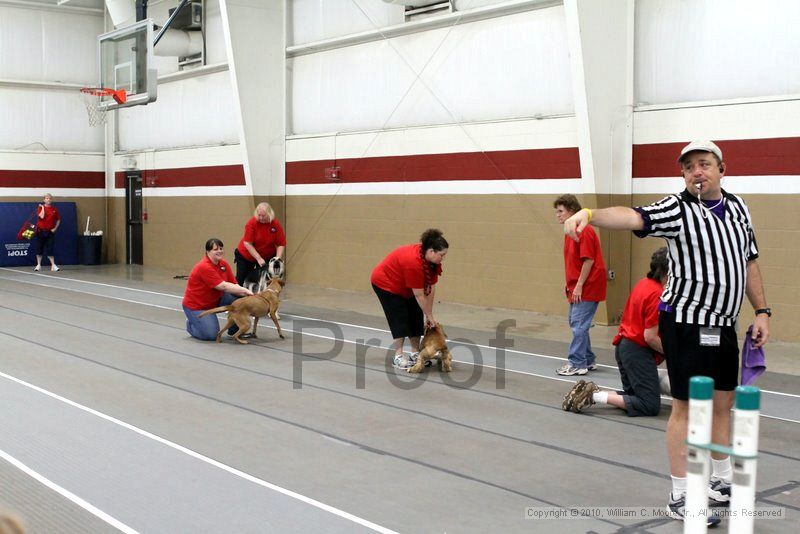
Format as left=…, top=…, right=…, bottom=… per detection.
left=615, top=338, right=661, bottom=417
left=35, top=230, right=56, bottom=257
left=234, top=249, right=275, bottom=286
left=372, top=284, right=424, bottom=339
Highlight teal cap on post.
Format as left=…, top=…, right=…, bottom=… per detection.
left=689, top=376, right=714, bottom=400
left=735, top=386, right=760, bottom=411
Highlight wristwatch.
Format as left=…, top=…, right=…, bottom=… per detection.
left=755, top=308, right=772, bottom=317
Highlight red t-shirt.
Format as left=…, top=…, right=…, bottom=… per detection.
left=371, top=243, right=442, bottom=299
left=236, top=217, right=286, bottom=262
left=36, top=205, right=60, bottom=231
left=182, top=255, right=237, bottom=310
left=563, top=225, right=606, bottom=302
left=613, top=276, right=663, bottom=351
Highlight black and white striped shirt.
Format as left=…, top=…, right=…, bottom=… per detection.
left=634, top=189, right=758, bottom=327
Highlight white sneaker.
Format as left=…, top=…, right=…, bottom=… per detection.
left=34, top=265, right=41, bottom=271
left=392, top=353, right=412, bottom=370
left=556, top=363, right=588, bottom=376
left=51, top=265, right=60, bottom=272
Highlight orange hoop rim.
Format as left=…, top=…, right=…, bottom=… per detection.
left=80, top=87, right=114, bottom=96
left=80, top=87, right=127, bottom=104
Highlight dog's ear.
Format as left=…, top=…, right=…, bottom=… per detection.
left=278, top=279, right=286, bottom=287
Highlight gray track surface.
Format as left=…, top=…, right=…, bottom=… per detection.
left=1, top=267, right=798, bottom=533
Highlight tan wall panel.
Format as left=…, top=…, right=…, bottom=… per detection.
left=286, top=194, right=626, bottom=326
left=102, top=195, right=285, bottom=271
left=92, top=190, right=798, bottom=342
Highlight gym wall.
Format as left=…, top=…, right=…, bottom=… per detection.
left=2, top=0, right=798, bottom=341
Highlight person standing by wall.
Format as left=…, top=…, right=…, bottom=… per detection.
left=33, top=193, right=60, bottom=272
left=234, top=202, right=286, bottom=286
left=553, top=194, right=607, bottom=376
left=564, top=247, right=670, bottom=416
left=563, top=141, right=770, bottom=524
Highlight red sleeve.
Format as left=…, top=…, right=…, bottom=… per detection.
left=54, top=207, right=61, bottom=221
left=578, top=227, right=599, bottom=261
left=273, top=219, right=286, bottom=247
left=243, top=218, right=256, bottom=243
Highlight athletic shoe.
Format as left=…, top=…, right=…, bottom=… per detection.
left=51, top=265, right=60, bottom=272
left=393, top=353, right=413, bottom=370
left=666, top=492, right=721, bottom=526
left=571, top=381, right=599, bottom=413
left=708, top=477, right=731, bottom=505
left=587, top=363, right=598, bottom=371
left=556, top=364, right=587, bottom=376
left=34, top=265, right=40, bottom=271
left=562, top=380, right=587, bottom=411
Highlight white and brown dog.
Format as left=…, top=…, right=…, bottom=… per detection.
left=408, top=323, right=452, bottom=373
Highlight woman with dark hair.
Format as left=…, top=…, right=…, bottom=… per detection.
left=182, top=238, right=253, bottom=340
left=564, top=247, right=670, bottom=415
left=371, top=229, right=449, bottom=369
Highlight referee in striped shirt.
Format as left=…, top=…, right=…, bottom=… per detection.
left=563, top=140, right=770, bottom=523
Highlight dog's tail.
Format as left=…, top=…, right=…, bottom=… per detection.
left=197, top=305, right=231, bottom=318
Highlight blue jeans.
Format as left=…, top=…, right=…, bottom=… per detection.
left=567, top=300, right=598, bottom=369
left=184, top=293, right=238, bottom=341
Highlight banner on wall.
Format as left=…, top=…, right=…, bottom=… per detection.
left=1, top=202, right=78, bottom=267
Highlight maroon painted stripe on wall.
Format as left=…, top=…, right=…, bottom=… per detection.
left=0, top=170, right=104, bottom=188
left=114, top=164, right=246, bottom=188
left=633, top=137, right=800, bottom=177
left=286, top=148, right=581, bottom=185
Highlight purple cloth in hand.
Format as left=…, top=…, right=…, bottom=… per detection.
left=741, top=325, right=766, bottom=386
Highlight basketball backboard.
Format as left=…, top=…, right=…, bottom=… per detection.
left=98, top=19, right=157, bottom=110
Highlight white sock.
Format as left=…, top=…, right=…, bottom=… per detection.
left=671, top=476, right=687, bottom=497
left=712, top=457, right=732, bottom=482
left=592, top=391, right=609, bottom=404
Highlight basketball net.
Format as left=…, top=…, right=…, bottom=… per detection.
left=80, top=87, right=127, bottom=127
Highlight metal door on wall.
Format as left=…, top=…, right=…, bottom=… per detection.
left=125, top=171, right=143, bottom=265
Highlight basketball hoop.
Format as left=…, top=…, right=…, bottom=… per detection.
left=80, top=87, right=127, bottom=126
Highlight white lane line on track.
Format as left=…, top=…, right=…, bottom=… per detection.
left=0, top=447, right=138, bottom=534
left=0, top=372, right=397, bottom=534
left=2, top=270, right=799, bottom=404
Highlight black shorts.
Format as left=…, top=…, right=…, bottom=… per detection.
left=372, top=284, right=424, bottom=340
left=35, top=230, right=55, bottom=256
left=658, top=311, right=739, bottom=401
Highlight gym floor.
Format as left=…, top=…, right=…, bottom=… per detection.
left=0, top=265, right=798, bottom=533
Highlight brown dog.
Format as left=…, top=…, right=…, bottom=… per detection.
left=198, top=277, right=285, bottom=344
left=408, top=323, right=452, bottom=373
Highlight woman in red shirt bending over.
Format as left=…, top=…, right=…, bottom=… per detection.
left=234, top=202, right=286, bottom=286
left=371, top=228, right=449, bottom=370
left=182, top=238, right=253, bottom=340
left=34, top=193, right=61, bottom=272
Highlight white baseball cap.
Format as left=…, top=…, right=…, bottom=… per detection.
left=678, top=140, right=723, bottom=163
